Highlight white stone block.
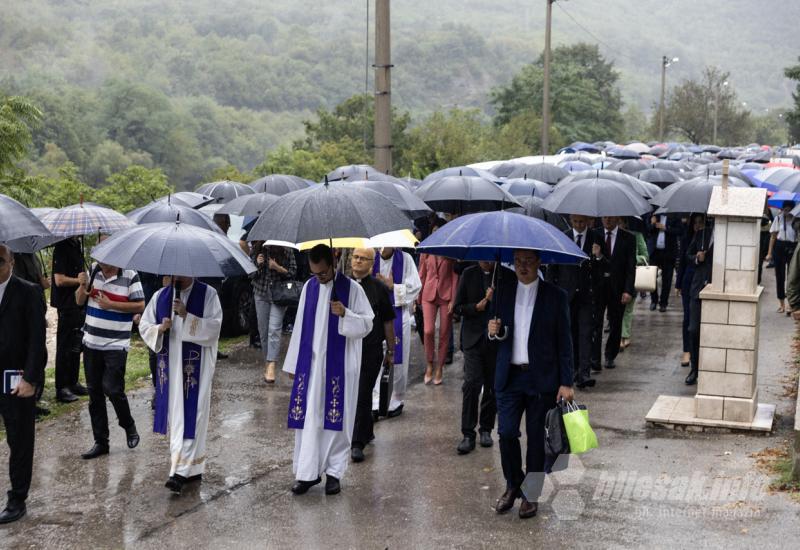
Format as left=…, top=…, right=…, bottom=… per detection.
left=723, top=390, right=758, bottom=423
left=696, top=394, right=724, bottom=420
left=724, top=269, right=755, bottom=294
left=725, top=245, right=741, bottom=270
left=700, top=347, right=726, bottom=372
left=728, top=302, right=757, bottom=326
left=701, top=300, right=728, bottom=324
left=698, top=371, right=755, bottom=399
left=727, top=221, right=757, bottom=246
left=725, top=349, right=756, bottom=375
left=739, top=246, right=757, bottom=271
left=700, top=323, right=755, bottom=350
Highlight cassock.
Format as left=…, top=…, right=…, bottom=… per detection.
left=139, top=281, right=223, bottom=478
left=371, top=250, right=422, bottom=412
left=283, top=273, right=373, bottom=481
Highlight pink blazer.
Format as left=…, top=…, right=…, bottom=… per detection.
left=418, top=254, right=458, bottom=303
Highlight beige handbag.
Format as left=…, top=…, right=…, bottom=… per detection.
left=634, top=265, right=659, bottom=292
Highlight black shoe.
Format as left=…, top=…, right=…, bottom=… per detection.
left=371, top=410, right=380, bottom=422
left=387, top=404, right=404, bottom=418
left=217, top=351, right=229, bottom=360
left=604, top=359, right=616, bottom=369
left=445, top=353, right=453, bottom=365
left=126, top=426, right=140, bottom=449
left=187, top=474, right=202, bottom=483
left=325, top=475, right=341, bottom=495
left=576, top=378, right=596, bottom=389
left=649, top=302, right=658, bottom=311
left=590, top=363, right=602, bottom=372
left=0, top=503, right=26, bottom=524
left=70, top=383, right=89, bottom=396
left=165, top=475, right=186, bottom=494
left=659, top=305, right=667, bottom=313
left=56, top=388, right=79, bottom=403
left=495, top=487, right=521, bottom=514
left=291, top=477, right=321, bottom=495
left=456, top=437, right=476, bottom=455
left=35, top=406, right=50, bottom=420
left=81, top=443, right=109, bottom=460
left=479, top=431, right=493, bottom=448
left=519, top=499, right=538, bottom=519
left=685, top=370, right=698, bottom=385
left=351, top=447, right=365, bottom=463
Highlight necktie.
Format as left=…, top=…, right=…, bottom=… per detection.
left=606, top=231, right=613, bottom=256
left=576, top=233, right=582, bottom=249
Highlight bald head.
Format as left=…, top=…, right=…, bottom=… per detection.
left=0, top=244, right=14, bottom=284
left=350, top=247, right=376, bottom=278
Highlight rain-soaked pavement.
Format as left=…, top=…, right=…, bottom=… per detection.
left=2, top=275, right=800, bottom=549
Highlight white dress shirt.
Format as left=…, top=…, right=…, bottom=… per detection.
left=770, top=213, right=797, bottom=242
left=656, top=215, right=667, bottom=250
left=0, top=276, right=9, bottom=305
left=511, top=278, right=539, bottom=365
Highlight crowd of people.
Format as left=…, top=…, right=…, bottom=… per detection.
left=1, top=191, right=799, bottom=524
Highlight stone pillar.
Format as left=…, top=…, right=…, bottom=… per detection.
left=694, top=185, right=768, bottom=423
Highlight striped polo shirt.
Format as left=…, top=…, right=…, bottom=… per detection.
left=82, top=266, right=145, bottom=351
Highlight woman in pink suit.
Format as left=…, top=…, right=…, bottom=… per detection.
left=417, top=219, right=458, bottom=385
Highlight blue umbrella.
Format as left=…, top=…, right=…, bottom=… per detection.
left=767, top=191, right=799, bottom=208
left=416, top=210, right=587, bottom=264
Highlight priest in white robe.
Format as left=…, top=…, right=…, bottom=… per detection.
left=139, top=275, right=222, bottom=495
left=284, top=245, right=373, bottom=496
left=371, top=247, right=422, bottom=416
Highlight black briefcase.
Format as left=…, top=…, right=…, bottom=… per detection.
left=544, top=400, right=571, bottom=457
left=378, top=353, right=394, bottom=418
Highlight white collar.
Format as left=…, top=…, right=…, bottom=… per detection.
left=0, top=276, right=10, bottom=293
left=518, top=278, right=539, bottom=291
left=604, top=226, right=619, bottom=236
left=572, top=228, right=587, bottom=238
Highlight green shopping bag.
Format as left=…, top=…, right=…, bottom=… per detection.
left=562, top=401, right=598, bottom=454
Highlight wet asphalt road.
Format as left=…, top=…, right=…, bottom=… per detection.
left=1, top=274, right=800, bottom=549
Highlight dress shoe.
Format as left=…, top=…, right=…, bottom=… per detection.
left=576, top=378, right=596, bottom=389
left=291, top=477, right=321, bottom=495
left=217, top=351, right=229, bottom=360
left=81, top=443, right=109, bottom=460
left=325, top=475, right=341, bottom=495
left=126, top=425, right=140, bottom=449
left=649, top=302, right=658, bottom=311
left=604, top=359, right=616, bottom=369
left=495, top=487, right=520, bottom=514
left=35, top=406, right=50, bottom=419
left=387, top=404, right=404, bottom=418
left=351, top=447, right=365, bottom=463
left=659, top=305, right=667, bottom=313
left=685, top=370, right=698, bottom=385
left=165, top=475, right=187, bottom=494
left=519, top=499, right=538, bottom=519
left=479, top=431, right=493, bottom=448
left=371, top=410, right=380, bottom=422
left=0, top=503, right=26, bottom=524
left=590, top=363, right=602, bottom=373
left=456, top=437, right=475, bottom=455
left=187, top=474, right=202, bottom=483
left=56, top=388, right=79, bottom=403
left=445, top=352, right=453, bottom=365
left=71, top=383, right=89, bottom=396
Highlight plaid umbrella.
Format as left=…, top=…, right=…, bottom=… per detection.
left=40, top=202, right=134, bottom=237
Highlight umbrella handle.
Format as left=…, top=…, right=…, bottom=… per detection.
left=488, top=325, right=508, bottom=342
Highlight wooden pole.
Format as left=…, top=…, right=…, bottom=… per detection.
left=374, top=0, right=392, bottom=174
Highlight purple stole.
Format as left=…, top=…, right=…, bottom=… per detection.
left=153, top=282, right=207, bottom=439
left=373, top=251, right=404, bottom=364
left=288, top=273, right=351, bottom=431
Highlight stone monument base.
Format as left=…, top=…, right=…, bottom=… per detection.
left=645, top=395, right=775, bottom=432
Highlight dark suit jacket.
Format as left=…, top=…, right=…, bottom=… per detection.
left=494, top=278, right=573, bottom=394
left=0, top=275, right=47, bottom=386
left=687, top=227, right=714, bottom=299
left=592, top=227, right=637, bottom=297
left=646, top=214, right=682, bottom=259
left=546, top=229, right=606, bottom=305
left=454, top=265, right=513, bottom=350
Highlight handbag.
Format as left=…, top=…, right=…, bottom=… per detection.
left=562, top=401, right=599, bottom=454
left=544, top=400, right=570, bottom=457
left=378, top=351, right=394, bottom=417
left=270, top=280, right=301, bottom=307
left=634, top=264, right=659, bottom=292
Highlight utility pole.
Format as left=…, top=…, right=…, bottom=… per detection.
left=659, top=55, right=678, bottom=142
left=374, top=0, right=392, bottom=174
left=713, top=79, right=728, bottom=145
left=541, top=0, right=554, bottom=156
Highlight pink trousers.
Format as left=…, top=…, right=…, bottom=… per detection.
left=422, top=297, right=453, bottom=367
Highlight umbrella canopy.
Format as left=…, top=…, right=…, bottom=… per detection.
left=591, top=159, right=618, bottom=170
left=558, top=160, right=593, bottom=172
left=344, top=180, right=432, bottom=220
left=422, top=166, right=498, bottom=184
left=608, top=159, right=647, bottom=175
left=777, top=173, right=800, bottom=194
left=559, top=169, right=660, bottom=199
left=154, top=192, right=215, bottom=209
left=505, top=163, right=568, bottom=184
left=195, top=180, right=254, bottom=204
left=247, top=181, right=412, bottom=247
left=606, top=147, right=641, bottom=160
left=216, top=193, right=280, bottom=217
left=767, top=191, right=799, bottom=208
left=0, top=194, right=54, bottom=244
left=649, top=160, right=692, bottom=172
left=90, top=221, right=256, bottom=278
left=41, top=202, right=134, bottom=238
left=512, top=196, right=569, bottom=231
left=747, top=167, right=800, bottom=191
left=557, top=152, right=598, bottom=164
left=128, top=202, right=223, bottom=233
left=637, top=168, right=683, bottom=187
left=500, top=178, right=553, bottom=198
left=541, top=178, right=653, bottom=217
left=650, top=175, right=751, bottom=213
left=625, top=142, right=650, bottom=154
left=414, top=176, right=521, bottom=214
left=248, top=174, right=312, bottom=195
left=416, top=210, right=587, bottom=264
left=557, top=142, right=603, bottom=154
left=326, top=164, right=381, bottom=182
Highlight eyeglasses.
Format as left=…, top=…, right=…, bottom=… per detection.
left=352, top=254, right=374, bottom=263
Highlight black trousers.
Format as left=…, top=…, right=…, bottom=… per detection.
left=461, top=340, right=497, bottom=438
left=352, top=350, right=383, bottom=449
left=593, top=290, right=625, bottom=364
left=650, top=250, right=675, bottom=308
left=570, top=299, right=594, bottom=383
left=84, top=348, right=135, bottom=445
left=496, top=376, right=556, bottom=490
left=774, top=240, right=796, bottom=301
left=688, top=297, right=702, bottom=372
left=55, top=308, right=84, bottom=391
left=0, top=394, right=35, bottom=506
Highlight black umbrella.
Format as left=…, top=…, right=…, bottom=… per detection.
left=606, top=147, right=642, bottom=160
left=247, top=180, right=412, bottom=246
left=195, top=180, right=255, bottom=204
left=345, top=180, right=432, bottom=220
left=649, top=160, right=692, bottom=172
left=500, top=178, right=553, bottom=198
left=637, top=168, right=683, bottom=188
left=512, top=196, right=569, bottom=231
left=128, top=202, right=224, bottom=234
left=414, top=175, right=522, bottom=214
left=248, top=174, right=312, bottom=195
left=609, top=159, right=647, bottom=175
left=650, top=175, right=751, bottom=213
left=0, top=194, right=54, bottom=244
left=559, top=169, right=660, bottom=199
left=541, top=178, right=653, bottom=217
left=505, top=163, right=568, bottom=184
left=422, top=166, right=499, bottom=185
left=217, top=193, right=281, bottom=217
left=326, top=164, right=381, bottom=182
left=155, top=192, right=215, bottom=209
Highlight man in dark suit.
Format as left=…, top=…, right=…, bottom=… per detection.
left=454, top=261, right=503, bottom=455
left=488, top=249, right=574, bottom=519
left=0, top=245, right=47, bottom=523
left=647, top=213, right=682, bottom=312
left=686, top=219, right=714, bottom=385
left=546, top=214, right=606, bottom=389
left=591, top=216, right=636, bottom=370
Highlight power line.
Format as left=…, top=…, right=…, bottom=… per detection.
left=554, top=1, right=639, bottom=64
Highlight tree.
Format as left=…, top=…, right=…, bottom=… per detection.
left=661, top=67, right=752, bottom=145
left=0, top=95, right=42, bottom=173
left=785, top=58, right=800, bottom=144
left=490, top=43, right=623, bottom=147
left=94, top=165, right=173, bottom=212
left=254, top=138, right=369, bottom=182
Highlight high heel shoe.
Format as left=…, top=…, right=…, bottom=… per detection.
left=433, top=365, right=444, bottom=385
left=680, top=352, right=690, bottom=367
left=424, top=364, right=433, bottom=385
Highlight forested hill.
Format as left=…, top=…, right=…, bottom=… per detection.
left=1, top=0, right=797, bottom=186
